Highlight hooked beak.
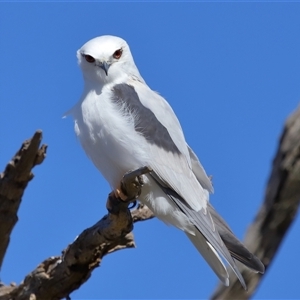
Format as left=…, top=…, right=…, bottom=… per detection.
left=98, top=61, right=110, bottom=76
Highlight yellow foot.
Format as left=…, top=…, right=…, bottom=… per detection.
left=114, top=187, right=128, bottom=201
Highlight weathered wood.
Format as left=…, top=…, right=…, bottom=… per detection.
left=211, top=106, right=300, bottom=299
left=0, top=131, right=47, bottom=268
left=0, top=160, right=153, bottom=300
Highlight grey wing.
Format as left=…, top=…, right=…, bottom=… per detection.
left=187, top=143, right=265, bottom=273
left=150, top=172, right=247, bottom=289
left=111, top=82, right=208, bottom=212
left=188, top=145, right=214, bottom=193
left=208, top=203, right=265, bottom=274
left=110, top=82, right=263, bottom=286
left=188, top=146, right=265, bottom=274
left=187, top=145, right=264, bottom=273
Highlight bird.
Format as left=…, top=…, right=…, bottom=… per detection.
left=68, top=35, right=265, bottom=288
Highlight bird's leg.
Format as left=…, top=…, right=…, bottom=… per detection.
left=107, top=166, right=152, bottom=214
left=114, top=188, right=127, bottom=201
left=115, top=166, right=152, bottom=202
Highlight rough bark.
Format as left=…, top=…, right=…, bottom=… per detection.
left=0, top=202, right=154, bottom=300
left=211, top=106, right=300, bottom=299
left=0, top=131, right=47, bottom=268
left=0, top=138, right=154, bottom=300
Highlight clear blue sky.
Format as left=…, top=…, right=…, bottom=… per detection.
left=1, top=2, right=300, bottom=299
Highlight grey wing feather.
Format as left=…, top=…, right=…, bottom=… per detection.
left=150, top=172, right=247, bottom=290
left=188, top=145, right=265, bottom=273
left=208, top=203, right=265, bottom=274
left=170, top=193, right=247, bottom=290
left=186, top=230, right=230, bottom=286
left=187, top=145, right=214, bottom=193
left=113, top=82, right=264, bottom=285
left=111, top=84, right=181, bottom=154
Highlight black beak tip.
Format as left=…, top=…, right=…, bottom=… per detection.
left=100, top=62, right=110, bottom=76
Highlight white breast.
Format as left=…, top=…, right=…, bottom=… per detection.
left=72, top=88, right=150, bottom=189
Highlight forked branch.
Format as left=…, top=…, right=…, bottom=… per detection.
left=0, top=144, right=154, bottom=299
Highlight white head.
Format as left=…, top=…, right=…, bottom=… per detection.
left=77, top=35, right=143, bottom=85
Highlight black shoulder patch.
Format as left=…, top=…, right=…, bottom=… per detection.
left=111, top=83, right=181, bottom=154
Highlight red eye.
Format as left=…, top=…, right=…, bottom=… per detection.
left=84, top=55, right=95, bottom=63
left=113, top=49, right=123, bottom=59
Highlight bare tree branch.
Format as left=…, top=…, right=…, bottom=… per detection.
left=0, top=130, right=47, bottom=268
left=131, top=202, right=155, bottom=222
left=211, top=106, right=300, bottom=299
left=0, top=145, right=154, bottom=300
